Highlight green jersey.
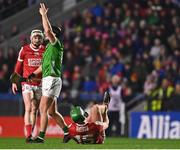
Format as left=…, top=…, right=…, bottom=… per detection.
left=42, top=39, right=64, bottom=77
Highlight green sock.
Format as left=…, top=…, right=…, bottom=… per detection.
left=39, top=131, right=45, bottom=139
left=63, top=126, right=69, bottom=135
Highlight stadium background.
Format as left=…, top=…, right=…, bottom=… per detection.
left=0, top=0, right=180, bottom=147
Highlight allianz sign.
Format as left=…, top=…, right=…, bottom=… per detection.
left=130, top=112, right=180, bottom=139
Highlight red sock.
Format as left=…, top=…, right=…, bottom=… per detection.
left=25, top=124, right=32, bottom=138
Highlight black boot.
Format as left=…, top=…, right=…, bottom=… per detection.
left=30, top=136, right=44, bottom=143
left=63, top=134, right=71, bottom=143
left=26, top=135, right=33, bottom=143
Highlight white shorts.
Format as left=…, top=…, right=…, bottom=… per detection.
left=42, top=76, right=62, bottom=98
left=22, top=84, right=42, bottom=100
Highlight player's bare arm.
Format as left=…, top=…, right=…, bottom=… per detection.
left=39, top=3, right=56, bottom=44
left=102, top=109, right=109, bottom=130
left=95, top=107, right=109, bottom=131
left=28, top=65, right=42, bottom=82
left=11, top=56, right=24, bottom=94
left=34, top=65, right=42, bottom=75
left=12, top=83, right=18, bottom=95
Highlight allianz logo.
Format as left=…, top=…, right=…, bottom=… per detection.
left=137, top=115, right=180, bottom=139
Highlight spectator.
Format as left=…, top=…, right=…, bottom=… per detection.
left=90, top=3, right=104, bottom=17
left=168, top=27, right=180, bottom=50
left=168, top=81, right=180, bottom=111
left=83, top=76, right=98, bottom=93
left=144, top=74, right=157, bottom=95
left=160, top=78, right=174, bottom=111
left=106, top=75, right=125, bottom=137
left=150, top=38, right=161, bottom=59
left=0, top=0, right=180, bottom=112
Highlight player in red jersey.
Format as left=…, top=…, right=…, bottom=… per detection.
left=63, top=91, right=111, bottom=144
left=11, top=29, right=45, bottom=142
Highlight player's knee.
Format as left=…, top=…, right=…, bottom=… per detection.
left=25, top=106, right=31, bottom=112
left=31, top=106, right=37, bottom=114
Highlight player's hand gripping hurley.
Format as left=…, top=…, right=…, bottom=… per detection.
left=10, top=73, right=41, bottom=84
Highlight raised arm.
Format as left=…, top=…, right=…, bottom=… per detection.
left=102, top=106, right=109, bottom=130
left=39, top=3, right=56, bottom=43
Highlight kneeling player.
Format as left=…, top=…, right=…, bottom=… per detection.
left=63, top=91, right=110, bottom=144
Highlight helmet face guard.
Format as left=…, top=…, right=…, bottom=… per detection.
left=70, top=106, right=88, bottom=123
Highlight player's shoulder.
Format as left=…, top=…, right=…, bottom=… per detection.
left=20, top=44, right=31, bottom=51
left=18, top=45, right=29, bottom=54
left=49, top=39, right=63, bottom=48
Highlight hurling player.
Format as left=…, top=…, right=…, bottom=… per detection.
left=11, top=29, right=45, bottom=142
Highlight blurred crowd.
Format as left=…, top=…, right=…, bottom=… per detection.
left=0, top=0, right=180, bottom=111
left=0, top=0, right=35, bottom=21
left=0, top=0, right=40, bottom=43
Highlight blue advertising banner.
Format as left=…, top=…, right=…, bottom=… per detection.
left=130, top=112, right=180, bottom=139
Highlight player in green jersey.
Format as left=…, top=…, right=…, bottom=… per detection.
left=28, top=3, right=68, bottom=143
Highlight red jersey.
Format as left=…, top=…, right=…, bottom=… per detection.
left=15, top=44, right=45, bottom=85
left=68, top=122, right=105, bottom=144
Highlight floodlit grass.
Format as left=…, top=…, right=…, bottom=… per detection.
left=0, top=137, right=180, bottom=149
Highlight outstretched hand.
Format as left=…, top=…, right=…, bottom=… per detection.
left=39, top=3, right=48, bottom=16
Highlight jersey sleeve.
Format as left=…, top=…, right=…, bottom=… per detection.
left=14, top=61, right=23, bottom=75
left=14, top=47, right=24, bottom=75
left=68, top=123, right=76, bottom=137
left=17, top=47, right=25, bottom=62
left=53, top=39, right=63, bottom=51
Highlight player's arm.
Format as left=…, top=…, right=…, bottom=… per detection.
left=12, top=60, right=22, bottom=94
left=11, top=47, right=25, bottom=94
left=14, top=61, right=23, bottom=75
left=96, top=107, right=109, bottom=130
left=14, top=47, right=24, bottom=75
left=39, top=3, right=56, bottom=44
left=102, top=110, right=109, bottom=130
left=33, top=65, right=42, bottom=75
left=28, top=65, right=42, bottom=81
left=101, top=108, right=109, bottom=130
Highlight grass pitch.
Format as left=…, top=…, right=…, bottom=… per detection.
left=0, top=137, right=180, bottom=149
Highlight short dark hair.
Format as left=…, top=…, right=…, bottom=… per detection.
left=52, top=25, right=62, bottom=39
